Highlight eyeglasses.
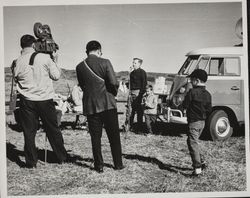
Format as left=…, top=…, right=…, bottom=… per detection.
left=98, top=50, right=103, bottom=56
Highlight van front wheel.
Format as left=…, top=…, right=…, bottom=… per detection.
left=207, top=110, right=233, bottom=141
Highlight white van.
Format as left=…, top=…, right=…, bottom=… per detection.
left=162, top=46, right=244, bottom=140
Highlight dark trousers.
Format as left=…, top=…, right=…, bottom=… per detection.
left=187, top=120, right=205, bottom=169
left=130, top=92, right=143, bottom=129
left=145, top=114, right=157, bottom=134
left=19, top=97, right=67, bottom=166
left=87, top=109, right=123, bottom=169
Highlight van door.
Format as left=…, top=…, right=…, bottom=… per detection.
left=205, top=57, right=243, bottom=120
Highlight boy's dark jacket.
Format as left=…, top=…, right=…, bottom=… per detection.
left=183, top=86, right=212, bottom=123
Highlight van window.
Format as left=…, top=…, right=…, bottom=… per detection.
left=209, top=58, right=224, bottom=76
left=208, top=57, right=240, bottom=76
left=181, top=56, right=199, bottom=75
left=224, top=58, right=240, bottom=76
left=197, top=57, right=209, bottom=72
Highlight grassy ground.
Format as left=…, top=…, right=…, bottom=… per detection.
left=5, top=103, right=246, bottom=196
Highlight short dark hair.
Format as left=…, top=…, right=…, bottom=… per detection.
left=86, top=40, right=101, bottom=54
left=133, top=58, right=143, bottom=64
left=20, top=34, right=36, bottom=49
left=146, top=84, right=153, bottom=90
left=188, top=69, right=208, bottom=83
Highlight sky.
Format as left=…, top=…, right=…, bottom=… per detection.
left=3, top=1, right=242, bottom=73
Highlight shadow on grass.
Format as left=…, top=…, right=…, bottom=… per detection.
left=6, top=142, right=61, bottom=167
left=60, top=121, right=75, bottom=130
left=73, top=157, right=114, bottom=170
left=7, top=142, right=113, bottom=171
left=128, top=122, right=187, bottom=137
left=6, top=142, right=26, bottom=167
left=154, top=122, right=187, bottom=137
left=123, top=153, right=193, bottom=177
left=7, top=123, right=23, bottom=133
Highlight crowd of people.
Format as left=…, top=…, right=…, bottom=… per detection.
left=11, top=34, right=211, bottom=176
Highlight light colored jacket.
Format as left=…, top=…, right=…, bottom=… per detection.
left=142, top=92, right=158, bottom=115
left=14, top=47, right=60, bottom=101
left=71, top=85, right=83, bottom=106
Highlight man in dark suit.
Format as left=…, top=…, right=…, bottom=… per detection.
left=76, top=40, right=124, bottom=173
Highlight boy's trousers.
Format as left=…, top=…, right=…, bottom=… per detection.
left=145, top=114, right=157, bottom=134
left=187, top=120, right=205, bottom=168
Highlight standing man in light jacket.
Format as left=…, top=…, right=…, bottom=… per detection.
left=76, top=40, right=124, bottom=173
left=13, top=34, right=68, bottom=168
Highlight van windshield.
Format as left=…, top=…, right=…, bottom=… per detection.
left=179, top=56, right=199, bottom=75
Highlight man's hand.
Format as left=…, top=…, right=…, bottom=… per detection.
left=52, top=51, right=59, bottom=63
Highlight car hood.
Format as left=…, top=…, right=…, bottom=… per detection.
left=169, top=75, right=188, bottom=99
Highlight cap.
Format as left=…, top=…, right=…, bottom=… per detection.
left=188, top=69, right=208, bottom=82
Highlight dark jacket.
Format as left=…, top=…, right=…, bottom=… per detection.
left=183, top=86, right=212, bottom=123
left=76, top=54, right=118, bottom=115
left=130, top=68, right=147, bottom=93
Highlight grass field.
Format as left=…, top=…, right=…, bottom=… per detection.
left=4, top=68, right=247, bottom=196
left=5, top=104, right=246, bottom=196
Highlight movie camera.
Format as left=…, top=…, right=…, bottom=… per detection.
left=33, top=22, right=59, bottom=55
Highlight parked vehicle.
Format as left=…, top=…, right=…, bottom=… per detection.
left=162, top=46, right=244, bottom=141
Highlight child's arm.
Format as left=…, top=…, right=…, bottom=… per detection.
left=145, top=96, right=157, bottom=109
left=141, top=95, right=146, bottom=105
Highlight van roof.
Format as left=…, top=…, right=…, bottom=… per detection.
left=186, top=46, right=243, bottom=56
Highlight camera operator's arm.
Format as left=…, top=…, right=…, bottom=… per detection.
left=47, top=51, right=61, bottom=81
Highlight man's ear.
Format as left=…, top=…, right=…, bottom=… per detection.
left=31, top=43, right=35, bottom=49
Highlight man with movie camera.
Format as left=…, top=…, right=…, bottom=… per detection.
left=13, top=34, right=69, bottom=168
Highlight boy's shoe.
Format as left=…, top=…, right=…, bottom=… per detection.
left=191, top=168, right=202, bottom=177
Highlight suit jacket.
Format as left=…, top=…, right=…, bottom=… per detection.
left=76, top=54, right=118, bottom=115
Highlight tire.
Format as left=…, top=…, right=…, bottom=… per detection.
left=207, top=110, right=233, bottom=141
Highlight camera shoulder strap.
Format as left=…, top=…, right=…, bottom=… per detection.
left=29, top=52, right=40, bottom=66
left=83, top=59, right=105, bottom=82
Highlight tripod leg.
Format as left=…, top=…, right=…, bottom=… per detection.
left=44, top=133, right=47, bottom=165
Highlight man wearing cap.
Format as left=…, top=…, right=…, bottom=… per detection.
left=13, top=34, right=68, bottom=168
left=183, top=69, right=212, bottom=176
left=129, top=58, right=147, bottom=132
left=76, top=40, right=124, bottom=173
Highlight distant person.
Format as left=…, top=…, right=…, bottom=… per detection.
left=13, top=34, right=69, bottom=168
left=129, top=58, right=147, bottom=132
left=70, top=84, right=83, bottom=112
left=54, top=85, right=85, bottom=128
left=183, top=69, right=212, bottom=176
left=70, top=84, right=87, bottom=129
left=76, top=40, right=124, bottom=173
left=141, top=85, right=158, bottom=136
left=54, top=93, right=70, bottom=114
